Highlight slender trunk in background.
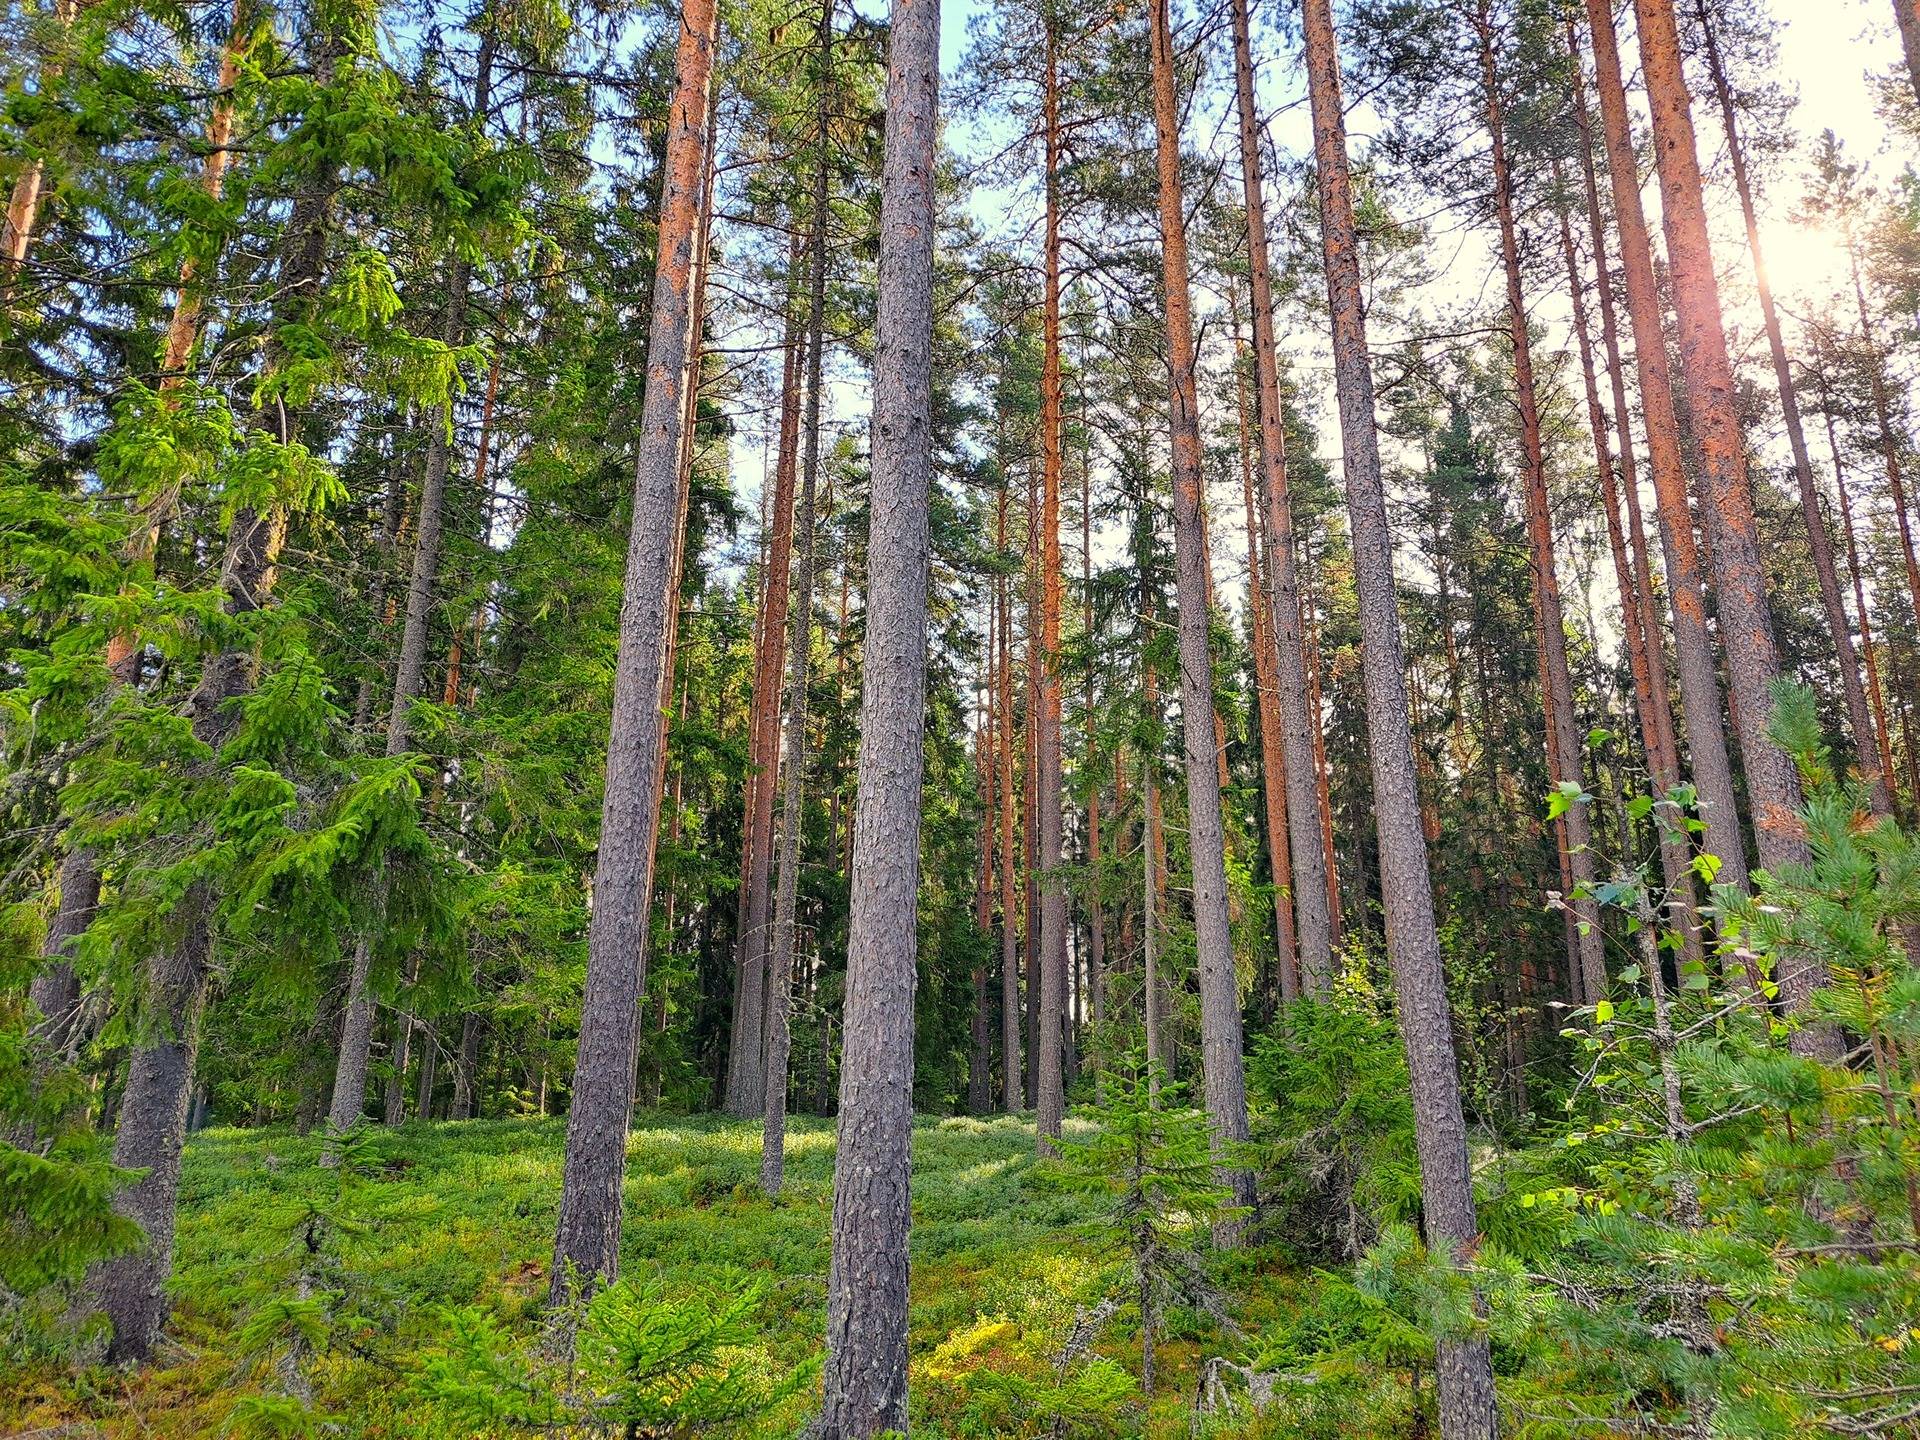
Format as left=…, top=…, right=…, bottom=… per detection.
left=1820, top=389, right=1901, bottom=802
left=727, top=244, right=806, bottom=1118
left=972, top=649, right=995, bottom=1113
left=331, top=30, right=496, bottom=1134
left=1082, top=436, right=1106, bottom=1083
left=1694, top=0, right=1891, bottom=816
left=1231, top=301, right=1300, bottom=1002
left=817, top=0, right=937, bottom=1423
left=1138, top=553, right=1170, bottom=1089
left=548, top=0, right=718, bottom=1302
left=450, top=1013, right=480, bottom=1120
left=1555, top=191, right=1702, bottom=964
left=997, top=497, right=1022, bottom=1113
left=1631, top=0, right=1827, bottom=1032
left=1147, top=0, right=1253, bottom=1235
left=763, top=25, right=832, bottom=1195
left=1034, top=15, right=1068, bottom=1153
left=1565, top=42, right=1702, bottom=958
left=1301, top=0, right=1499, bottom=1429
left=93, top=20, right=346, bottom=1351
left=1229, top=0, right=1332, bottom=994
left=1847, top=244, right=1920, bottom=632
left=1580, top=0, right=1750, bottom=902
left=1475, top=9, right=1605, bottom=1003
left=1304, top=589, right=1341, bottom=947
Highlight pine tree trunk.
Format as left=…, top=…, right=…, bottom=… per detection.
left=1146, top=0, right=1253, bottom=1236
left=1301, top=0, right=1499, bottom=1429
left=1034, top=16, right=1069, bottom=1154
left=1893, top=0, right=1920, bottom=107
left=1820, top=393, right=1902, bottom=802
left=726, top=245, right=806, bottom=1118
left=1693, top=0, right=1891, bottom=816
left=972, top=660, right=995, bottom=1113
left=997, top=508, right=1023, bottom=1114
left=817, top=0, right=937, bottom=1423
left=0, top=0, right=81, bottom=282
left=1229, top=0, right=1332, bottom=994
left=1847, top=247, right=1920, bottom=640
left=1082, top=455, right=1106, bottom=1086
left=1475, top=10, right=1605, bottom=1003
left=1579, top=0, right=1751, bottom=904
left=762, top=37, right=831, bottom=1195
left=450, top=1013, right=480, bottom=1120
left=548, top=0, right=718, bottom=1302
left=1555, top=192, right=1703, bottom=962
left=1630, top=0, right=1827, bottom=1035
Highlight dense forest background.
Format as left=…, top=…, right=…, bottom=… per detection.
left=5, top=0, right=1920, bottom=1432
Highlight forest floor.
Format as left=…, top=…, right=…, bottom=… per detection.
left=5, top=1112, right=1355, bottom=1438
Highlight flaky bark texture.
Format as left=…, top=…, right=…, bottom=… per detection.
left=549, top=0, right=718, bottom=1302
left=1630, top=0, right=1829, bottom=1040
left=1895, top=0, right=1920, bottom=107
left=1147, top=0, right=1253, bottom=1235
left=0, top=0, right=82, bottom=282
left=816, top=0, right=936, bottom=1425
left=1693, top=0, right=1889, bottom=816
left=1580, top=0, right=1750, bottom=904
left=1301, top=0, right=1498, bottom=1431
left=1229, top=0, right=1332, bottom=994
left=762, top=22, right=831, bottom=1196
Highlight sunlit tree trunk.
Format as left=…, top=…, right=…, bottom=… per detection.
left=1693, top=0, right=1891, bottom=816
left=548, top=0, right=718, bottom=1301
left=0, top=0, right=83, bottom=285
left=1147, top=0, right=1253, bottom=1236
left=817, top=0, right=937, bottom=1423
left=1301, top=0, right=1499, bottom=1428
left=1579, top=0, right=1750, bottom=904
left=1631, top=0, right=1827, bottom=1034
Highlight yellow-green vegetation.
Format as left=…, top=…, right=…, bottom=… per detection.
left=4, top=1112, right=1312, bottom=1438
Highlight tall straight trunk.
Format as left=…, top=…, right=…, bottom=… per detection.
left=1082, top=445, right=1106, bottom=1081
left=1847, top=247, right=1920, bottom=631
left=331, top=32, right=495, bottom=1133
left=1555, top=192, right=1702, bottom=963
left=1229, top=0, right=1332, bottom=994
left=548, top=0, right=718, bottom=1301
left=1821, top=393, right=1902, bottom=801
left=1232, top=304, right=1300, bottom=1001
left=1579, top=0, right=1750, bottom=901
left=1630, top=0, right=1826, bottom=1028
left=997, top=499, right=1022, bottom=1113
left=1300, top=0, right=1499, bottom=1430
left=726, top=245, right=806, bottom=1117
left=1474, top=8, right=1604, bottom=1002
left=1034, top=17, right=1068, bottom=1153
left=94, top=38, right=343, bottom=1346
left=1693, top=0, right=1891, bottom=815
left=972, top=653, right=995, bottom=1114
left=1146, top=0, right=1253, bottom=1233
left=1565, top=40, right=1701, bottom=956
left=1138, top=557, right=1171, bottom=1087
left=762, top=28, right=831, bottom=1196
left=1304, top=588, right=1342, bottom=947
left=817, top=0, right=936, bottom=1425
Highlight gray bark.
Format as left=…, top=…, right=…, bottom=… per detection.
left=817, top=0, right=937, bottom=1426
left=548, top=0, right=719, bottom=1303
left=1300, top=0, right=1499, bottom=1432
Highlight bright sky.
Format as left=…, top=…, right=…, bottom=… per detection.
left=723, top=0, right=1917, bottom=657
